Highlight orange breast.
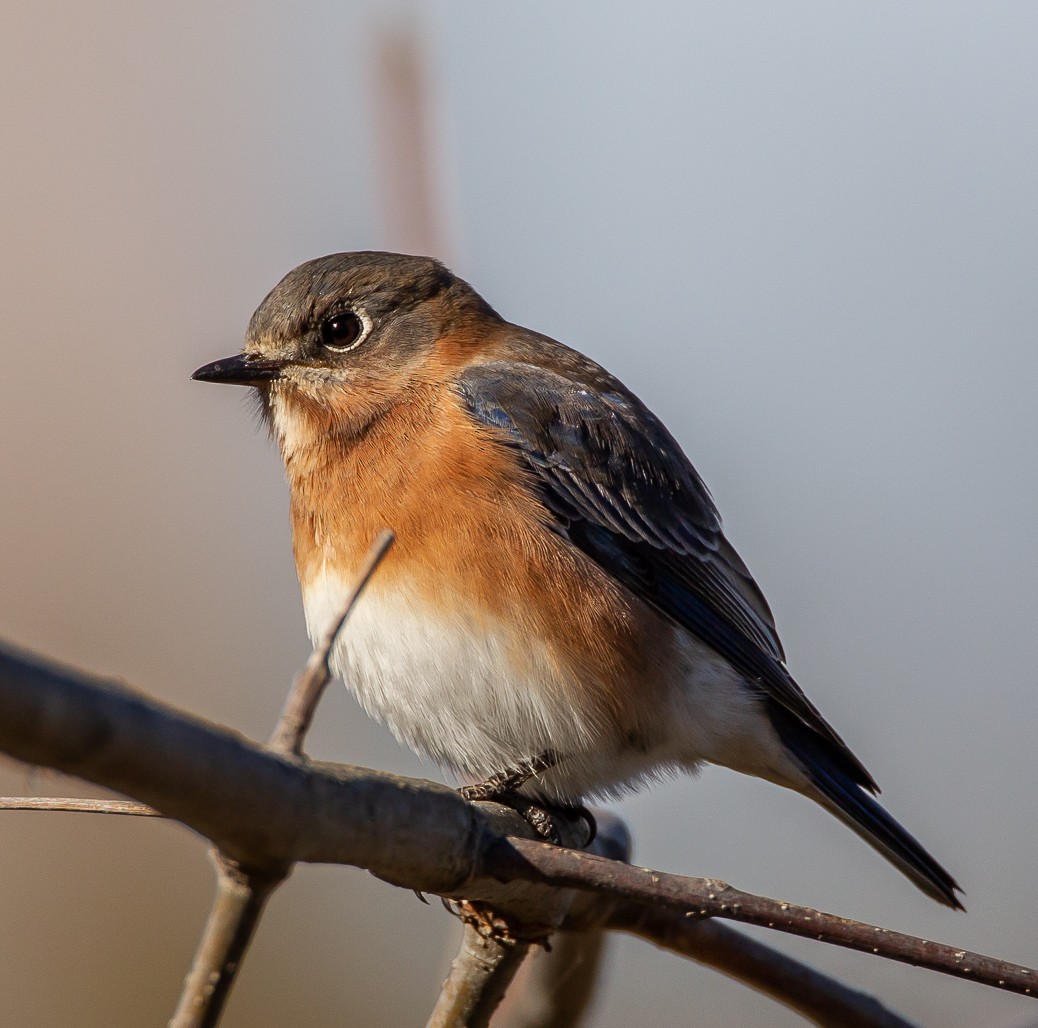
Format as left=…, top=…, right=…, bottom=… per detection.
left=281, top=377, right=674, bottom=735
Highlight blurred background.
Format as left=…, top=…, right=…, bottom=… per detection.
left=1, top=3, right=1036, bottom=1025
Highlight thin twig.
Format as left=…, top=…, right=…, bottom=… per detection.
left=0, top=797, right=160, bottom=815
left=427, top=918, right=534, bottom=1028
left=607, top=902, right=916, bottom=1028
left=269, top=529, right=394, bottom=756
left=169, top=856, right=285, bottom=1028
left=495, top=929, right=609, bottom=1028
left=554, top=818, right=913, bottom=1027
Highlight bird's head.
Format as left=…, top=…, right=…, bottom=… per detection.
left=193, top=251, right=499, bottom=454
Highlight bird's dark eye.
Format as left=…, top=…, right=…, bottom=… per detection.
left=319, top=311, right=365, bottom=351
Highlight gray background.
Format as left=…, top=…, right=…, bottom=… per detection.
left=1, top=3, right=1035, bottom=1025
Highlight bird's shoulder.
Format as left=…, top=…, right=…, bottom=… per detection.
left=453, top=326, right=783, bottom=653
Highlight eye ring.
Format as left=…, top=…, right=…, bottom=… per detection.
left=319, top=310, right=368, bottom=352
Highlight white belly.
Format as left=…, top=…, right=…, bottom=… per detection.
left=303, top=569, right=617, bottom=793
left=302, top=568, right=801, bottom=800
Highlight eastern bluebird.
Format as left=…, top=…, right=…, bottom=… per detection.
left=194, top=251, right=961, bottom=908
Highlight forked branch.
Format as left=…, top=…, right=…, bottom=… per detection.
left=0, top=540, right=1034, bottom=1026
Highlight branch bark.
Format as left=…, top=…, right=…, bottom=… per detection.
left=606, top=904, right=915, bottom=1028
left=427, top=918, right=533, bottom=1028
left=494, top=928, right=609, bottom=1028
left=170, top=856, right=285, bottom=1028
left=0, top=797, right=159, bottom=815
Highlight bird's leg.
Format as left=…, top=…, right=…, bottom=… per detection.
left=458, top=750, right=558, bottom=803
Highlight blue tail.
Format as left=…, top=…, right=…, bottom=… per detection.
left=770, top=703, right=963, bottom=908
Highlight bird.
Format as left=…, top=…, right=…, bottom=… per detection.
left=193, top=250, right=961, bottom=908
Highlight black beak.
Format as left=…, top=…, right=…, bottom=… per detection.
left=192, top=353, right=284, bottom=386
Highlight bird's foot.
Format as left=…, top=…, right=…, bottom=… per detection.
left=458, top=751, right=594, bottom=847
left=500, top=793, right=564, bottom=845
left=461, top=792, right=596, bottom=849
left=496, top=796, right=597, bottom=848
left=457, top=750, right=558, bottom=803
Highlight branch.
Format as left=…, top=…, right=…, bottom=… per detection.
left=494, top=814, right=632, bottom=1028
left=0, top=528, right=394, bottom=822
left=268, top=529, right=395, bottom=756
left=0, top=637, right=1034, bottom=1014
left=493, top=930, right=608, bottom=1028
left=0, top=797, right=159, bottom=815
left=428, top=802, right=613, bottom=1027
left=170, top=856, right=284, bottom=1028
left=1, top=785, right=899, bottom=1027
left=606, top=904, right=915, bottom=1028
left=552, top=818, right=915, bottom=1028
left=427, top=917, right=533, bottom=1028
left=485, top=840, right=1036, bottom=997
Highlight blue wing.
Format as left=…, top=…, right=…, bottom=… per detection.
left=456, top=352, right=877, bottom=794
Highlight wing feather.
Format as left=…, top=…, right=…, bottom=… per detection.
left=456, top=355, right=876, bottom=792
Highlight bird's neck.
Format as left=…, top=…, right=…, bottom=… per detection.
left=274, top=382, right=477, bottom=587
